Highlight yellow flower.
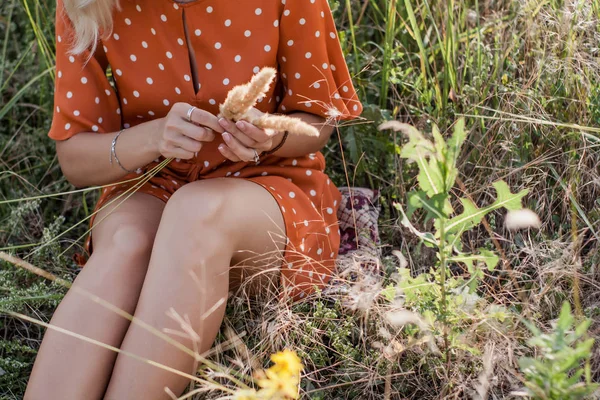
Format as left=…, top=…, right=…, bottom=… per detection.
left=233, top=388, right=260, bottom=400
left=270, top=349, right=304, bottom=376
left=257, top=369, right=300, bottom=399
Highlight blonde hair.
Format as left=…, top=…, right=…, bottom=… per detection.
left=62, top=0, right=119, bottom=55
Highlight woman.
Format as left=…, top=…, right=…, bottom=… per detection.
left=25, top=0, right=362, bottom=398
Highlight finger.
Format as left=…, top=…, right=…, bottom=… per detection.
left=176, top=119, right=216, bottom=143
left=173, top=103, right=225, bottom=134
left=218, top=118, right=258, bottom=148
left=167, top=146, right=196, bottom=160
left=217, top=142, right=241, bottom=162
left=170, top=133, right=204, bottom=154
left=221, top=132, right=257, bottom=162
left=234, top=119, right=272, bottom=143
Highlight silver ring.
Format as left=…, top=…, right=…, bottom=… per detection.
left=186, top=106, right=197, bottom=122
left=252, top=149, right=260, bottom=164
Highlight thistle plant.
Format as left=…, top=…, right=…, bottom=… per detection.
left=379, top=118, right=531, bottom=360
left=516, top=302, right=597, bottom=400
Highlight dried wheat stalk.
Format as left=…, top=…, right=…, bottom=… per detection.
left=219, top=67, right=319, bottom=137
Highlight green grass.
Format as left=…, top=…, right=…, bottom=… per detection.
left=1, top=0, right=600, bottom=398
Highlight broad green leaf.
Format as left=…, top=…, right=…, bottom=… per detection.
left=407, top=191, right=451, bottom=221
left=445, top=118, right=467, bottom=189
left=417, top=157, right=445, bottom=197
left=449, top=249, right=499, bottom=273
left=440, top=181, right=529, bottom=236
left=557, top=302, right=573, bottom=332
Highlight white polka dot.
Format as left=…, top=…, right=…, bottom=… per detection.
left=292, top=159, right=298, bottom=166
left=284, top=9, right=290, bottom=16
left=215, top=42, right=222, bottom=49
left=123, top=98, right=128, bottom=105
left=315, top=31, right=321, bottom=37
left=163, top=99, right=170, bottom=106
left=281, top=56, right=287, bottom=62
left=295, top=72, right=301, bottom=79
left=195, top=29, right=201, bottom=36
left=92, top=125, right=99, bottom=132
left=56, top=106, right=60, bottom=113
left=289, top=192, right=296, bottom=198
left=206, top=6, right=213, bottom=13
left=175, top=87, right=181, bottom=94
left=204, top=161, right=209, bottom=167
left=95, top=97, right=100, bottom=104
left=325, top=227, right=330, bottom=233
left=322, top=63, right=328, bottom=69
left=117, top=109, right=121, bottom=114
left=264, top=45, right=271, bottom=52
left=66, top=91, right=73, bottom=99
left=305, top=102, right=312, bottom=107
left=304, top=220, right=309, bottom=227
left=306, top=170, right=313, bottom=176
left=73, top=110, right=80, bottom=116
left=80, top=77, right=88, bottom=84
left=209, top=99, right=216, bottom=105
left=58, top=71, right=62, bottom=78
left=116, top=69, right=122, bottom=76
left=58, top=35, right=62, bottom=43
left=113, top=33, right=120, bottom=40
left=146, top=77, right=153, bottom=84
left=326, top=208, right=334, bottom=214
left=125, top=18, right=131, bottom=25
left=184, top=74, right=191, bottom=81
left=305, top=52, right=312, bottom=59
left=151, top=28, right=156, bottom=35
left=330, top=32, right=336, bottom=38
left=158, top=63, right=165, bottom=70
left=65, top=123, right=71, bottom=130
left=148, top=111, right=155, bottom=116
left=142, top=41, right=148, bottom=48
left=253, top=66, right=260, bottom=74
left=317, top=248, right=323, bottom=255
left=177, top=38, right=184, bottom=46
left=313, top=82, right=321, bottom=89
left=223, top=78, right=230, bottom=85
left=299, top=18, right=306, bottom=25
left=255, top=8, right=262, bottom=15
left=234, top=171, right=241, bottom=177
left=353, top=104, right=359, bottom=111
left=225, top=19, right=231, bottom=26
left=244, top=30, right=252, bottom=37
left=310, top=190, right=316, bottom=196
left=136, top=4, right=141, bottom=12
left=166, top=51, right=173, bottom=59
left=98, top=117, right=103, bottom=123
left=161, top=14, right=167, bottom=22
left=274, top=20, right=279, bottom=27
left=261, top=171, right=268, bottom=176
left=173, top=3, right=179, bottom=9
left=68, top=56, right=75, bottom=63
left=133, top=90, right=140, bottom=97
left=234, top=55, right=241, bottom=62
left=130, top=54, right=137, bottom=62
left=334, top=93, right=341, bottom=99
left=287, top=40, right=294, bottom=46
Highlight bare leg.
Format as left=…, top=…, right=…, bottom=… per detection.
left=25, top=193, right=165, bottom=400
left=103, top=178, right=284, bottom=399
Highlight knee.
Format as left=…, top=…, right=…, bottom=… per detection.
left=96, top=222, right=155, bottom=261
left=162, top=180, right=229, bottom=232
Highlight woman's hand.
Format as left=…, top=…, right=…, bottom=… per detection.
left=217, top=108, right=284, bottom=162
left=152, top=103, right=225, bottom=160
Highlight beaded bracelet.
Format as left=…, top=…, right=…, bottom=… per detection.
left=262, top=130, right=289, bottom=156
left=110, top=129, right=138, bottom=174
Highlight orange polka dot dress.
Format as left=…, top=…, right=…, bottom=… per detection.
left=49, top=0, right=363, bottom=302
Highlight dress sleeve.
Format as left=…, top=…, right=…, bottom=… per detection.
left=276, top=0, right=362, bottom=122
left=48, top=0, right=121, bottom=141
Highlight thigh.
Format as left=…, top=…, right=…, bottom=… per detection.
left=167, top=178, right=285, bottom=298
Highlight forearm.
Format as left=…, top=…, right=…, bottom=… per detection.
left=56, top=119, right=162, bottom=188
left=270, top=112, right=335, bottom=158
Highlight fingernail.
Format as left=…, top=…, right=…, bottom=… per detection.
left=236, top=121, right=245, bottom=130
left=218, top=118, right=228, bottom=127
left=222, top=132, right=231, bottom=143
left=218, top=144, right=225, bottom=151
